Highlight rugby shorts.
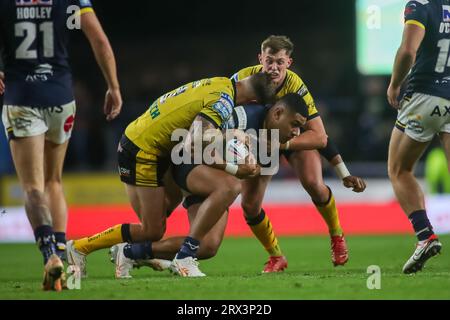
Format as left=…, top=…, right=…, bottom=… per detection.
left=117, top=135, right=170, bottom=187
left=396, top=93, right=450, bottom=142
left=2, top=101, right=76, bottom=144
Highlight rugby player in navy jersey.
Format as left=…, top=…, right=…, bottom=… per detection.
left=0, top=0, right=122, bottom=290
left=387, top=0, right=449, bottom=273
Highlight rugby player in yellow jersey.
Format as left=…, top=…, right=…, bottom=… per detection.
left=66, top=73, right=276, bottom=277
left=109, top=94, right=335, bottom=277
left=232, top=35, right=367, bottom=272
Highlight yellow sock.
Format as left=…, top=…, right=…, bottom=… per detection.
left=247, top=210, right=283, bottom=257
left=315, top=189, right=343, bottom=236
left=74, top=224, right=125, bottom=255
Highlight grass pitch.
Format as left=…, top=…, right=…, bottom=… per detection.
left=0, top=235, right=449, bottom=300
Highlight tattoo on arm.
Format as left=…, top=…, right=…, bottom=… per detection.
left=186, top=115, right=222, bottom=153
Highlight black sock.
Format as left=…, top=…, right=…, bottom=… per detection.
left=123, top=241, right=153, bottom=260
left=409, top=210, right=434, bottom=241
left=34, top=225, right=56, bottom=265
left=121, top=224, right=132, bottom=243
left=176, top=237, right=200, bottom=259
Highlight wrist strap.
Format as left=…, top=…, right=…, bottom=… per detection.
left=225, top=163, right=238, bottom=176
left=334, top=162, right=351, bottom=180
left=285, top=140, right=290, bottom=150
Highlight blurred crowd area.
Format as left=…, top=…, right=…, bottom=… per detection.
left=0, top=0, right=441, bottom=179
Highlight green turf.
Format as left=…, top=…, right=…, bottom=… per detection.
left=0, top=235, right=449, bottom=299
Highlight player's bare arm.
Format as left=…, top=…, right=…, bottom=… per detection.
left=387, top=24, right=425, bottom=109
left=81, top=12, right=122, bottom=121
left=283, top=116, right=328, bottom=150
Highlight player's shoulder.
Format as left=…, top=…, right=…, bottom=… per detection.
left=284, top=69, right=306, bottom=91
left=74, top=0, right=93, bottom=8
left=406, top=0, right=431, bottom=6
left=405, top=0, right=431, bottom=13
left=208, top=77, right=235, bottom=100
left=58, top=0, right=93, bottom=11
left=210, top=76, right=233, bottom=89
left=286, top=69, right=304, bottom=82
left=233, top=65, right=263, bottom=80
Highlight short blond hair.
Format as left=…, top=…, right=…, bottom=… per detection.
left=261, top=35, right=294, bottom=56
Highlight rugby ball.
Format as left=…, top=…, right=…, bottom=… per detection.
left=225, top=138, right=249, bottom=164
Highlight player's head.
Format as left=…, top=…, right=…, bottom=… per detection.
left=259, top=35, right=294, bottom=85
left=235, top=72, right=277, bottom=105
left=265, top=93, right=308, bottom=143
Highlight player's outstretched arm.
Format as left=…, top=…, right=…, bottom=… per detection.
left=80, top=12, right=122, bottom=121
left=0, top=71, right=4, bottom=95
left=387, top=24, right=425, bottom=109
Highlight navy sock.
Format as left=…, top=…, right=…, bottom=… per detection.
left=123, top=241, right=153, bottom=260
left=409, top=210, right=434, bottom=241
left=176, top=237, right=200, bottom=259
left=54, top=232, right=66, bottom=260
left=245, top=209, right=266, bottom=226
left=34, top=225, right=56, bottom=265
left=121, top=224, right=132, bottom=243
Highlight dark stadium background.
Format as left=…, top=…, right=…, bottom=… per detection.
left=1, top=0, right=389, bottom=175
left=1, top=0, right=448, bottom=240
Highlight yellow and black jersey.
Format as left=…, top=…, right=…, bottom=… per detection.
left=231, top=65, right=319, bottom=119
left=125, top=77, right=236, bottom=157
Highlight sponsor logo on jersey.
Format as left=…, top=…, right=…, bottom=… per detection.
left=148, top=101, right=160, bottom=119
left=233, top=106, right=248, bottom=130
left=16, top=0, right=52, bottom=6
left=297, top=84, right=309, bottom=97
left=35, top=64, right=53, bottom=75
left=406, top=120, right=424, bottom=134
left=404, top=6, right=415, bottom=17
left=13, top=118, right=32, bottom=130
left=211, top=93, right=234, bottom=122
left=159, top=85, right=187, bottom=104
left=443, top=5, right=450, bottom=22
left=118, top=167, right=131, bottom=177
left=25, top=64, right=53, bottom=82
left=212, top=102, right=231, bottom=122
left=430, top=105, right=450, bottom=117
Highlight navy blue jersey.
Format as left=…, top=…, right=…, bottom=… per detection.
left=227, top=104, right=268, bottom=131
left=404, top=0, right=450, bottom=99
left=0, top=0, right=93, bottom=107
